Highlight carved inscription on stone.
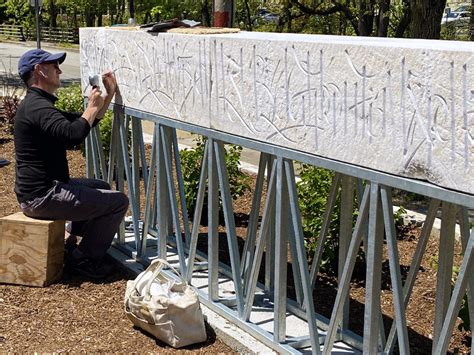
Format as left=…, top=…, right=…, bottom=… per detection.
left=80, top=29, right=474, bottom=194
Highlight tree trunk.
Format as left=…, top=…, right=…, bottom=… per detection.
left=277, top=1, right=292, bottom=33
left=243, top=0, right=253, bottom=30
left=73, top=11, right=78, bottom=28
left=394, top=0, right=411, bottom=37
left=117, top=0, right=125, bottom=24
left=201, top=0, right=211, bottom=27
left=358, top=0, right=374, bottom=36
left=85, top=11, right=94, bottom=27
left=470, top=0, right=474, bottom=41
left=48, top=0, right=58, bottom=28
left=128, top=0, right=135, bottom=20
left=376, top=0, right=390, bottom=37
left=409, top=0, right=446, bottom=39
left=143, top=11, right=150, bottom=24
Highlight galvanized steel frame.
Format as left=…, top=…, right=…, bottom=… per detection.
left=85, top=103, right=474, bottom=354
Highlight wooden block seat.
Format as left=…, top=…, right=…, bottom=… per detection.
left=0, top=212, right=65, bottom=287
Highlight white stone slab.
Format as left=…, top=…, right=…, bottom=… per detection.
left=80, top=28, right=474, bottom=194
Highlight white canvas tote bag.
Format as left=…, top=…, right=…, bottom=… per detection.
left=124, top=258, right=207, bottom=348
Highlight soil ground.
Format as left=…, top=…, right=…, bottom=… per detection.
left=0, top=128, right=472, bottom=354
left=0, top=131, right=232, bottom=353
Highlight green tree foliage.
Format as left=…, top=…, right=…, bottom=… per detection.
left=249, top=0, right=447, bottom=39
left=55, top=84, right=113, bottom=154
left=4, top=0, right=33, bottom=35
left=2, top=0, right=454, bottom=40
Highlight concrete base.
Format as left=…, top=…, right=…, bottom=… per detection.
left=108, top=239, right=361, bottom=354
left=107, top=245, right=276, bottom=354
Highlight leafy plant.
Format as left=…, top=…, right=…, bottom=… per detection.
left=1, top=95, right=20, bottom=134
left=394, top=205, right=407, bottom=227
left=179, top=135, right=251, bottom=224
left=55, top=84, right=113, bottom=155
left=296, top=164, right=340, bottom=270
left=55, top=84, right=83, bottom=112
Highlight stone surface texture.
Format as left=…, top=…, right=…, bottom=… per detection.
left=80, top=28, right=474, bottom=194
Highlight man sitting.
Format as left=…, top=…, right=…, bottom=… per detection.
left=14, top=48, right=129, bottom=279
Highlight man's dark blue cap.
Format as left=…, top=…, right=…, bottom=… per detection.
left=18, top=49, right=66, bottom=79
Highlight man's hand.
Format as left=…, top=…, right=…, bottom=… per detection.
left=94, top=70, right=118, bottom=121
left=82, top=87, right=104, bottom=126
left=88, top=87, right=105, bottom=110
left=101, top=70, right=117, bottom=96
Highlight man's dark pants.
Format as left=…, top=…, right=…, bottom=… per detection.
left=20, top=178, right=129, bottom=259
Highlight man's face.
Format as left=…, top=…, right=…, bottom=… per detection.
left=37, top=61, right=62, bottom=90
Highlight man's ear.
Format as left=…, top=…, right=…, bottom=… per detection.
left=34, top=64, right=46, bottom=78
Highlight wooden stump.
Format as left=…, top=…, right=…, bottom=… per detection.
left=0, top=212, right=65, bottom=287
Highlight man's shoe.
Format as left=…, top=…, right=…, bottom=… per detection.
left=64, top=240, right=77, bottom=261
left=65, top=256, right=114, bottom=280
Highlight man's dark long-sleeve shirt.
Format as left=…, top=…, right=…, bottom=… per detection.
left=14, top=87, right=91, bottom=203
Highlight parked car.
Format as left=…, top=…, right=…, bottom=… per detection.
left=441, top=10, right=470, bottom=25
left=253, top=8, right=279, bottom=25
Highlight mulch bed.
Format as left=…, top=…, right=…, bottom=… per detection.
left=0, top=131, right=232, bottom=353
left=0, top=128, right=472, bottom=353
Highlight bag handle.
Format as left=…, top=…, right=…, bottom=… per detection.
left=132, top=258, right=165, bottom=294
left=143, top=258, right=187, bottom=299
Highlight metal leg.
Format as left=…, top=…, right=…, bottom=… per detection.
left=338, top=174, right=354, bottom=330
left=160, top=126, right=187, bottom=273
left=89, top=127, right=101, bottom=179
left=107, top=107, right=119, bottom=187
left=380, top=186, right=409, bottom=354
left=432, top=201, right=456, bottom=352
left=85, top=135, right=93, bottom=179
left=265, top=156, right=276, bottom=297
left=214, top=140, right=244, bottom=317
left=93, top=126, right=108, bottom=181
left=434, top=227, right=474, bottom=354
left=171, top=129, right=191, bottom=247
left=323, top=185, right=370, bottom=354
left=241, top=153, right=268, bottom=289
left=310, top=173, right=341, bottom=288
left=243, top=161, right=277, bottom=321
left=288, top=212, right=304, bottom=307
left=140, top=126, right=157, bottom=257
left=208, top=138, right=219, bottom=301
left=118, top=110, right=140, bottom=252
left=385, top=198, right=440, bottom=353
left=156, top=124, right=170, bottom=259
left=131, top=116, right=141, bottom=208
left=114, top=105, right=126, bottom=244
left=285, top=159, right=322, bottom=355
left=274, top=156, right=288, bottom=343
left=459, top=207, right=474, bottom=351
left=137, top=120, right=149, bottom=190
left=186, top=143, right=209, bottom=282
left=362, top=183, right=384, bottom=354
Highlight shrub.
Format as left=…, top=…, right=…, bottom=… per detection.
left=296, top=164, right=341, bottom=270
left=180, top=135, right=251, bottom=223
left=55, top=84, right=84, bottom=112
left=1, top=95, right=20, bottom=134
left=55, top=84, right=113, bottom=155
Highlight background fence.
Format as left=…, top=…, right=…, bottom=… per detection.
left=0, top=24, right=78, bottom=43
